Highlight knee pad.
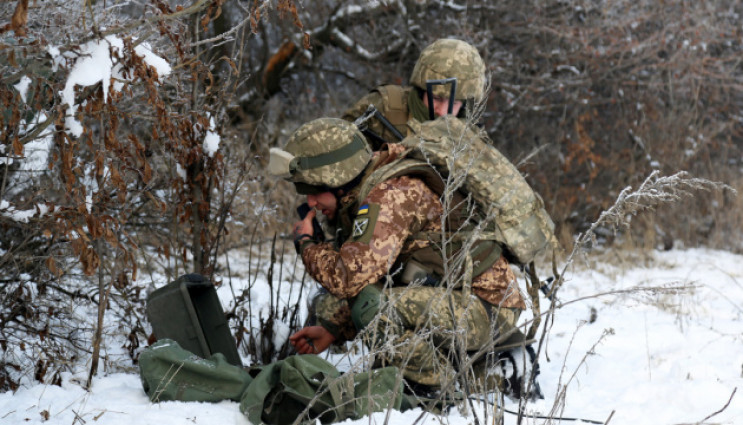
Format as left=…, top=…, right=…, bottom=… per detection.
left=351, top=285, right=383, bottom=330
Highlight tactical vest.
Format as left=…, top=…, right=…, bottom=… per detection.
left=374, top=85, right=410, bottom=134
left=357, top=85, right=412, bottom=148
left=336, top=150, right=503, bottom=287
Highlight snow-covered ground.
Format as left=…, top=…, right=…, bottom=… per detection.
left=1, top=247, right=741, bottom=425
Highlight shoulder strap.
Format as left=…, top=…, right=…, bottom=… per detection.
left=357, top=157, right=443, bottom=204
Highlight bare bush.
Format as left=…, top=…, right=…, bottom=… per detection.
left=0, top=0, right=250, bottom=389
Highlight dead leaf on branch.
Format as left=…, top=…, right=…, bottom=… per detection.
left=104, top=227, right=119, bottom=247
left=277, top=0, right=302, bottom=30
left=45, top=257, right=62, bottom=278
left=86, top=214, right=103, bottom=239
left=250, top=0, right=261, bottom=34
left=6, top=49, right=18, bottom=68
left=80, top=246, right=100, bottom=276
left=200, top=0, right=223, bottom=32
left=144, top=190, right=166, bottom=212
left=12, top=138, right=24, bottom=157
left=1, top=0, right=29, bottom=37
left=95, top=154, right=104, bottom=180
left=143, top=162, right=152, bottom=183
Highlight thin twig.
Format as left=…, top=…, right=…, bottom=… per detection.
left=695, top=387, right=737, bottom=425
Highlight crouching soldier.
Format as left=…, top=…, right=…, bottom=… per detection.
left=342, top=38, right=488, bottom=147
left=269, top=117, right=544, bottom=401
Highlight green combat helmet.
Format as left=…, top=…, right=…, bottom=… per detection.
left=409, top=39, right=486, bottom=118
left=269, top=118, right=372, bottom=194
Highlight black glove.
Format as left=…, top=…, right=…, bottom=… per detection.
left=294, top=203, right=326, bottom=254
left=297, top=204, right=325, bottom=240
left=497, top=344, right=544, bottom=401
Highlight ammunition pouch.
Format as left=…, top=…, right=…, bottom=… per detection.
left=400, top=260, right=440, bottom=287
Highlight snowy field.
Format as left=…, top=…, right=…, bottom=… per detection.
left=1, top=247, right=741, bottom=425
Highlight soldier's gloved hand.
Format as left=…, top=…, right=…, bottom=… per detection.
left=293, top=209, right=317, bottom=254
left=497, top=345, right=544, bottom=401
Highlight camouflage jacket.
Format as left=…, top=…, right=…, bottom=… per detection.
left=300, top=147, right=526, bottom=311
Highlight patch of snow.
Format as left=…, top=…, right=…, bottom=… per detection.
left=13, top=76, right=32, bottom=102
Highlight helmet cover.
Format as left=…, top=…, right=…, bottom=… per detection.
left=275, top=118, right=372, bottom=191
left=409, top=38, right=486, bottom=101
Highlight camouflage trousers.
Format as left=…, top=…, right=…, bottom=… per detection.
left=314, top=285, right=521, bottom=390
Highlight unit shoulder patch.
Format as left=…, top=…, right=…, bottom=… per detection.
left=350, top=203, right=380, bottom=244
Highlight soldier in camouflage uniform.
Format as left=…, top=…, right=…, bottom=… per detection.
left=342, top=38, right=486, bottom=149
left=269, top=118, right=543, bottom=400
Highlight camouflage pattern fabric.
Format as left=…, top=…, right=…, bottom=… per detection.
left=282, top=118, right=372, bottom=188
left=314, top=287, right=521, bottom=389
left=302, top=173, right=443, bottom=299
left=408, top=38, right=486, bottom=101
left=301, top=172, right=525, bottom=308
left=403, top=116, right=560, bottom=265
left=313, top=293, right=355, bottom=343
left=300, top=147, right=528, bottom=391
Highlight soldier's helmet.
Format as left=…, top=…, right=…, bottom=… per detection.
left=268, top=118, right=372, bottom=194
left=409, top=38, right=486, bottom=102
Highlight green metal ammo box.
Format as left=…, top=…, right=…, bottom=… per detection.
left=146, top=273, right=242, bottom=366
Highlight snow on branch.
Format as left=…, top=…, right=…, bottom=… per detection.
left=0, top=200, right=49, bottom=223
left=429, top=0, right=505, bottom=12
left=312, top=0, right=408, bottom=61
left=326, top=27, right=407, bottom=62
left=58, top=35, right=171, bottom=137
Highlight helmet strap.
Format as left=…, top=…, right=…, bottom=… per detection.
left=425, top=78, right=458, bottom=120
left=293, top=134, right=368, bottom=172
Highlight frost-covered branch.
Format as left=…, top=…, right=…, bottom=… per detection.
left=553, top=170, right=734, bottom=300
left=587, top=171, right=733, bottom=243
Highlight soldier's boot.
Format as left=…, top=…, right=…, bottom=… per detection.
left=496, top=344, right=544, bottom=401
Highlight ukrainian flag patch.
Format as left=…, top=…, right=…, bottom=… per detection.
left=350, top=203, right=379, bottom=244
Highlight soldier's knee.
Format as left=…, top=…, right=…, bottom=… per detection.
left=350, top=284, right=384, bottom=330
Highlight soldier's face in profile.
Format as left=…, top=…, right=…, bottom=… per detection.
left=423, top=92, right=463, bottom=118
left=306, top=191, right=338, bottom=219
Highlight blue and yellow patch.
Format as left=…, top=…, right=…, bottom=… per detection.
left=351, top=203, right=379, bottom=244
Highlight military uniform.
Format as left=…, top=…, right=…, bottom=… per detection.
left=271, top=108, right=545, bottom=397
left=298, top=145, right=526, bottom=388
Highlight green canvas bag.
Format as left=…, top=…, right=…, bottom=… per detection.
left=139, top=339, right=252, bottom=403
left=240, top=354, right=403, bottom=425
left=139, top=340, right=404, bottom=424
